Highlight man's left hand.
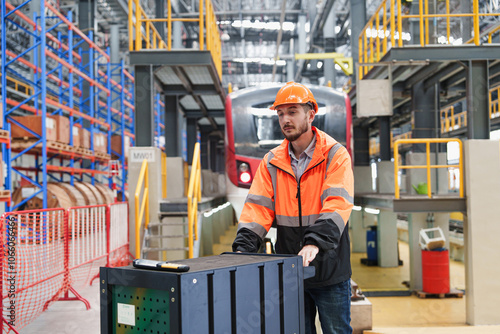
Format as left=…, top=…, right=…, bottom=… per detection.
left=298, top=245, right=319, bottom=267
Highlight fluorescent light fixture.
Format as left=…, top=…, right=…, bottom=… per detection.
left=437, top=36, right=463, bottom=45
left=249, top=81, right=281, bottom=87
left=364, top=207, right=380, bottom=214
left=232, top=58, right=286, bottom=66
left=231, top=20, right=296, bottom=32
left=365, top=29, right=411, bottom=41
left=251, top=106, right=328, bottom=116
left=335, top=26, right=341, bottom=34
left=317, top=61, right=323, bottom=69
left=352, top=205, right=362, bottom=211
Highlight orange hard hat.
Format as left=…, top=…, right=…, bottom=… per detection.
left=270, top=82, right=318, bottom=113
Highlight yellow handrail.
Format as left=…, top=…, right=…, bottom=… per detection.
left=0, top=74, right=33, bottom=95
left=489, top=85, right=500, bottom=118
left=187, top=142, right=202, bottom=258
left=128, top=0, right=222, bottom=78
left=393, top=138, right=464, bottom=199
left=161, top=152, right=167, bottom=198
left=134, top=159, right=150, bottom=258
left=358, top=0, right=500, bottom=80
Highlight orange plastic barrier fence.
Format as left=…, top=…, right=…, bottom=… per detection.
left=0, top=203, right=131, bottom=333
left=107, top=202, right=131, bottom=268
left=0, top=209, right=66, bottom=333
left=67, top=205, right=108, bottom=290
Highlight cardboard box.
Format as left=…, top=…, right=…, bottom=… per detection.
left=111, top=134, right=130, bottom=158
left=72, top=126, right=81, bottom=147
left=80, top=129, right=90, bottom=149
left=10, top=116, right=57, bottom=141
left=93, top=133, right=108, bottom=153
left=53, top=115, right=70, bottom=144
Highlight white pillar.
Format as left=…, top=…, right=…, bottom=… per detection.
left=377, top=210, right=398, bottom=267
left=464, top=140, right=500, bottom=325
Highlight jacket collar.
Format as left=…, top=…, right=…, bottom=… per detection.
left=269, top=127, right=338, bottom=175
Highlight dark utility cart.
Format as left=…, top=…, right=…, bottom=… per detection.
left=100, top=253, right=314, bottom=334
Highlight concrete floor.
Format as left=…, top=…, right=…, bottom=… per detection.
left=22, top=284, right=101, bottom=334
left=18, top=225, right=500, bottom=333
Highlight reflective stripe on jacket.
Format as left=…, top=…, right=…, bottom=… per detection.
left=233, top=128, right=354, bottom=288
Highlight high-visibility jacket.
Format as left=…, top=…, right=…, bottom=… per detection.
left=232, top=128, right=354, bottom=288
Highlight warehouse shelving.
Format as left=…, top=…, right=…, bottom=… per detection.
left=1, top=0, right=135, bottom=210
left=154, top=93, right=165, bottom=151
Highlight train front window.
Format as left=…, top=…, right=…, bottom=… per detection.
left=251, top=107, right=283, bottom=148
left=251, top=105, right=326, bottom=149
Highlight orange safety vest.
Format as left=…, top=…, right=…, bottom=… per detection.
left=234, top=127, right=354, bottom=287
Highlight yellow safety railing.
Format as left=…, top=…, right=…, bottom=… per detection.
left=393, top=138, right=464, bottom=199
left=489, top=85, right=500, bottom=119
left=439, top=85, right=500, bottom=132
left=391, top=131, right=411, bottom=148
left=128, top=0, right=167, bottom=51
left=183, top=161, right=189, bottom=197
left=128, top=0, right=222, bottom=78
left=358, top=0, right=500, bottom=79
left=161, top=152, right=167, bottom=198
left=440, top=106, right=468, bottom=133
left=134, top=159, right=150, bottom=258
left=369, top=137, right=379, bottom=156
left=369, top=131, right=412, bottom=156
left=187, top=142, right=202, bottom=258
left=1, top=74, right=33, bottom=95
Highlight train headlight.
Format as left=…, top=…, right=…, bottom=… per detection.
left=240, top=171, right=251, bottom=183
left=239, top=163, right=249, bottom=173
left=237, top=162, right=252, bottom=187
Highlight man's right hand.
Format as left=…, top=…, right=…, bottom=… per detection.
left=298, top=244, right=319, bottom=267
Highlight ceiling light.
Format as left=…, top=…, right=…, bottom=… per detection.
left=221, top=31, right=230, bottom=41
left=231, top=20, right=295, bottom=32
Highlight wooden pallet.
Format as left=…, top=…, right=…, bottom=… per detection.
left=11, top=139, right=73, bottom=154
left=0, top=130, right=9, bottom=140
left=75, top=147, right=93, bottom=157
left=0, top=190, right=11, bottom=199
left=416, top=288, right=464, bottom=299
left=94, top=151, right=111, bottom=160
left=46, top=141, right=74, bottom=152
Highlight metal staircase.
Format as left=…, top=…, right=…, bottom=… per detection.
left=141, top=212, right=191, bottom=260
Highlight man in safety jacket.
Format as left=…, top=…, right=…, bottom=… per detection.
left=232, top=82, right=354, bottom=334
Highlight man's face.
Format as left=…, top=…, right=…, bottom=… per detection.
left=276, top=103, right=314, bottom=142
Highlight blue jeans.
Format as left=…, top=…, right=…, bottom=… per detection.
left=304, top=279, right=352, bottom=334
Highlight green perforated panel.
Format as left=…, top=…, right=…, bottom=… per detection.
left=112, top=285, right=170, bottom=334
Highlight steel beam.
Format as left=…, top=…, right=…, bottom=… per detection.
left=165, top=95, right=180, bottom=157
left=186, top=117, right=197, bottom=164
left=466, top=60, right=490, bottom=139
left=379, top=117, right=391, bottom=161
left=411, top=81, right=437, bottom=152
left=350, top=0, right=366, bottom=81
left=353, top=125, right=370, bottom=166
left=134, top=65, right=155, bottom=146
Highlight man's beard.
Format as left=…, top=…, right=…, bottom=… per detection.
left=281, top=120, right=309, bottom=142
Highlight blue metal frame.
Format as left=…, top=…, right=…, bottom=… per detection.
left=1, top=1, right=135, bottom=210
left=155, top=93, right=165, bottom=151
